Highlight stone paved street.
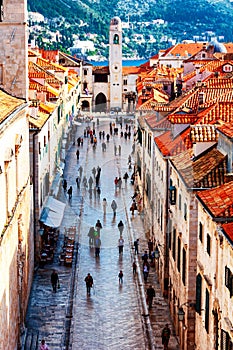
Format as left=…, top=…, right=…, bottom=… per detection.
left=24, top=118, right=180, bottom=350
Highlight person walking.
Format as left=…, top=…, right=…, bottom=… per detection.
left=95, top=219, right=102, bottom=235
left=84, top=273, right=93, bottom=295
left=111, top=200, right=117, bottom=216
left=148, top=239, right=154, bottom=257
left=114, top=144, right=117, bottom=156
left=114, top=177, right=118, bottom=189
left=134, top=238, right=139, bottom=254
left=146, top=285, right=155, bottom=309
left=67, top=186, right=73, bottom=199
left=123, top=172, right=129, bottom=182
left=76, top=149, right=79, bottom=160
left=161, top=324, right=171, bottom=350
left=132, top=261, right=137, bottom=274
left=118, top=270, right=123, bottom=284
left=88, top=226, right=95, bottom=246
left=117, top=220, right=124, bottom=236
left=102, top=198, right=107, bottom=214
left=118, top=145, right=121, bottom=155
left=78, top=166, right=83, bottom=179
left=118, top=236, right=124, bottom=254
left=118, top=177, right=122, bottom=189
left=88, top=176, right=93, bottom=191
left=62, top=179, right=67, bottom=192
left=130, top=199, right=137, bottom=215
left=143, top=263, right=149, bottom=282
left=76, top=176, right=80, bottom=188
left=94, top=236, right=101, bottom=257
left=51, top=270, right=59, bottom=293
left=40, top=339, right=50, bottom=350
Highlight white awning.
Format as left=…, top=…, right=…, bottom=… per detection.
left=39, top=196, right=66, bottom=228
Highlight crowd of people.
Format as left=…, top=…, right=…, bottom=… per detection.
left=41, top=118, right=172, bottom=350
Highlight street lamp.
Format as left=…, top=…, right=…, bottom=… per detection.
left=178, top=307, right=185, bottom=321
left=154, top=246, right=160, bottom=259
left=177, top=302, right=196, bottom=322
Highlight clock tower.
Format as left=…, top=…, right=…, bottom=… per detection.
left=109, top=17, right=122, bottom=111
left=0, top=0, right=28, bottom=99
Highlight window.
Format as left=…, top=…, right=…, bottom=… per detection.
left=205, top=289, right=210, bottom=333
left=225, top=266, right=233, bottom=297
left=199, top=222, right=203, bottom=242
left=182, top=248, right=186, bottom=285
left=123, top=79, right=127, bottom=85
left=169, top=186, right=177, bottom=205
left=207, top=234, right=211, bottom=255
left=168, top=219, right=172, bottom=250
left=184, top=203, right=187, bottom=221
left=0, top=0, right=3, bottom=22
left=177, top=237, right=181, bottom=272
left=39, top=142, right=41, bottom=154
left=44, top=136, right=46, bottom=147
left=172, top=228, right=176, bottom=261
left=179, top=193, right=182, bottom=210
left=196, top=274, right=202, bottom=314
left=84, top=69, right=87, bottom=76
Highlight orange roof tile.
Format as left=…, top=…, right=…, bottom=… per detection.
left=0, top=89, right=26, bottom=123
left=196, top=181, right=233, bottom=218
left=221, top=222, right=233, bottom=243
left=217, top=122, right=233, bottom=139
left=171, top=147, right=227, bottom=188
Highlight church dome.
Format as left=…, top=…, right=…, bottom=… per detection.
left=207, top=40, right=227, bottom=53
left=110, top=17, right=122, bottom=27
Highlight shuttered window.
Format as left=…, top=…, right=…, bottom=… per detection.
left=177, top=237, right=181, bottom=272
left=199, top=222, right=203, bottom=242
left=182, top=248, right=186, bottom=285
left=221, top=329, right=233, bottom=350
left=196, top=274, right=202, bottom=314
left=205, top=289, right=210, bottom=333
left=172, top=228, right=176, bottom=261
left=225, top=266, right=233, bottom=297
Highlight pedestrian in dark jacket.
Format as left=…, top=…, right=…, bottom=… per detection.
left=117, top=220, right=124, bottom=235
left=51, top=270, right=59, bottom=293
left=84, top=273, right=93, bottom=295
left=67, top=186, right=73, bottom=199
left=147, top=285, right=155, bottom=309
left=161, top=324, right=171, bottom=350
left=118, top=270, right=123, bottom=283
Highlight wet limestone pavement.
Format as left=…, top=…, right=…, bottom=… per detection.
left=24, top=118, right=180, bottom=350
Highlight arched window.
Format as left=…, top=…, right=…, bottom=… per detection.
left=113, top=34, right=119, bottom=44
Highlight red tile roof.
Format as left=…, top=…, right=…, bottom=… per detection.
left=196, top=181, right=233, bottom=218
left=171, top=147, right=227, bottom=188
left=217, top=122, right=233, bottom=139
left=221, top=222, right=233, bottom=243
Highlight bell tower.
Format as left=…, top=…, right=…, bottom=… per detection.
left=0, top=0, right=28, bottom=99
left=109, top=17, right=122, bottom=111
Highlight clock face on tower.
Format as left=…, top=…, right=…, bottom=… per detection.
left=112, top=63, right=120, bottom=73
